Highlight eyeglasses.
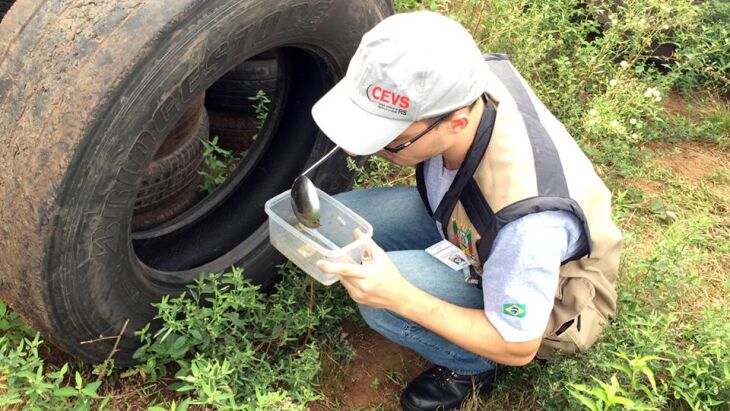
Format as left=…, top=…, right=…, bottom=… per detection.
left=383, top=113, right=450, bottom=154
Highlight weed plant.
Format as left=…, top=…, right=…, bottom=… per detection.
left=198, top=90, right=270, bottom=194
left=131, top=265, right=358, bottom=409
left=250, top=89, right=270, bottom=130
left=197, top=136, right=239, bottom=194
left=347, top=156, right=415, bottom=189
left=0, top=300, right=33, bottom=346
left=0, top=334, right=108, bottom=409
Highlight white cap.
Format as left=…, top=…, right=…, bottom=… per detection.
left=312, top=11, right=489, bottom=155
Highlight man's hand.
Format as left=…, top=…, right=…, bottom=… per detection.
left=317, top=230, right=411, bottom=310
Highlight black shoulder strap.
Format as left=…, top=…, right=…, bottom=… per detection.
left=415, top=94, right=497, bottom=237
left=434, top=97, right=497, bottom=237
left=415, top=162, right=432, bottom=216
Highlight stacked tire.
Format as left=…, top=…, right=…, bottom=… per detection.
left=205, top=54, right=277, bottom=153
left=132, top=95, right=207, bottom=231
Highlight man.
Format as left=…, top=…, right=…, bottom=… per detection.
left=311, top=11, right=622, bottom=411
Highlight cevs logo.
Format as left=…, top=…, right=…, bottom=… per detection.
left=366, top=85, right=410, bottom=116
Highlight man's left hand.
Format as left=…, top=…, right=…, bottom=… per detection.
left=317, top=230, right=410, bottom=310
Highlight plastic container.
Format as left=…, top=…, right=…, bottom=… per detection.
left=264, top=188, right=373, bottom=285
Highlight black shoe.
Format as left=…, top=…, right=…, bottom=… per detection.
left=400, top=365, right=503, bottom=411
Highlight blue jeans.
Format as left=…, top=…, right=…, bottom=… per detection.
left=334, top=186, right=496, bottom=375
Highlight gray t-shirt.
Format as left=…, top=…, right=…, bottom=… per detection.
left=423, top=156, right=585, bottom=342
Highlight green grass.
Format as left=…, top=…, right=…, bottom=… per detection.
left=1, top=0, right=729, bottom=409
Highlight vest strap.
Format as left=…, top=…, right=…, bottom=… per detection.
left=485, top=58, right=570, bottom=197
left=415, top=95, right=497, bottom=237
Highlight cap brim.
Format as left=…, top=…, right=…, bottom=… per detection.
left=312, top=80, right=412, bottom=155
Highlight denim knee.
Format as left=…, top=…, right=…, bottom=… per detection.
left=358, top=303, right=410, bottom=343
left=358, top=302, right=496, bottom=375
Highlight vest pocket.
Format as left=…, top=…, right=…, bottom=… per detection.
left=563, top=300, right=606, bottom=352
left=539, top=277, right=608, bottom=357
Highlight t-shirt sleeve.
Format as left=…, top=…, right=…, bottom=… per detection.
left=482, top=210, right=585, bottom=342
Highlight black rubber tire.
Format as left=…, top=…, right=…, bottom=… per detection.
left=132, top=174, right=204, bottom=232
left=133, top=108, right=207, bottom=214
left=583, top=0, right=676, bottom=65
left=208, top=109, right=258, bottom=153
left=204, top=59, right=278, bottom=113
left=0, top=0, right=13, bottom=22
left=154, top=94, right=205, bottom=159
left=0, top=0, right=391, bottom=365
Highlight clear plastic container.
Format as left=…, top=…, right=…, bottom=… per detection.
left=264, top=188, right=373, bottom=285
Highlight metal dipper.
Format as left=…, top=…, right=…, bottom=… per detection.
left=290, top=146, right=340, bottom=228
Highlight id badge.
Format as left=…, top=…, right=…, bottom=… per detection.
left=425, top=240, right=470, bottom=271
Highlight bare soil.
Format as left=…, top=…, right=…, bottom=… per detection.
left=627, top=141, right=729, bottom=196
left=313, top=321, right=426, bottom=411
left=663, top=90, right=690, bottom=117
left=649, top=140, right=728, bottom=184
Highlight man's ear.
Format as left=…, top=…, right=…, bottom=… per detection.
left=445, top=111, right=470, bottom=133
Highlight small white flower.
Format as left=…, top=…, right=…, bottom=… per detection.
left=587, top=119, right=596, bottom=126
left=610, top=120, right=619, bottom=128
left=662, top=24, right=669, bottom=30
left=630, top=132, right=640, bottom=141
left=652, top=89, right=661, bottom=97
left=644, top=87, right=656, bottom=98
left=589, top=109, right=598, bottom=116
left=629, top=118, right=637, bottom=125
left=638, top=18, right=646, bottom=27
left=620, top=60, right=628, bottom=68
left=655, top=96, right=662, bottom=102
left=609, top=79, right=618, bottom=87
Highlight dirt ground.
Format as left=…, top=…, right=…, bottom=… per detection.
left=627, top=140, right=729, bottom=199
left=313, top=321, right=427, bottom=411
left=626, top=92, right=729, bottom=198
left=651, top=141, right=727, bottom=183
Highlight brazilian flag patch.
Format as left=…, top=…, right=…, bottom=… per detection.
left=503, top=304, right=526, bottom=318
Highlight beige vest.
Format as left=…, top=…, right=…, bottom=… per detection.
left=416, top=55, right=622, bottom=359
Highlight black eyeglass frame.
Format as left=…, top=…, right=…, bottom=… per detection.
left=383, top=112, right=451, bottom=154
